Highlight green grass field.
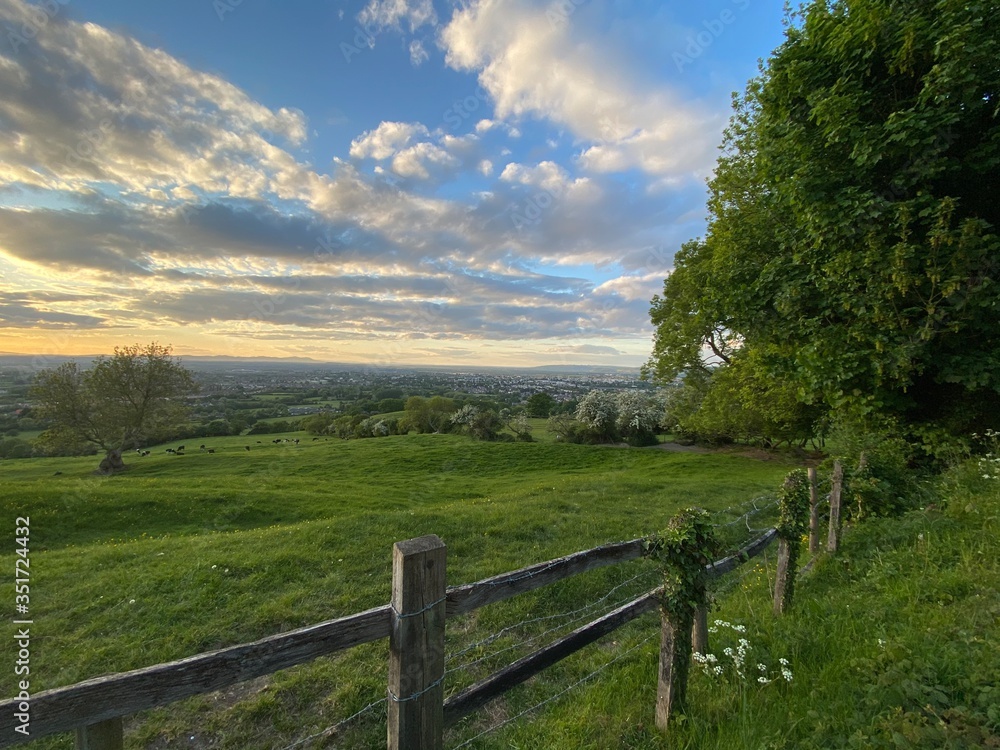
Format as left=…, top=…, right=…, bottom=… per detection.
left=3, top=435, right=993, bottom=749
left=0, top=433, right=794, bottom=749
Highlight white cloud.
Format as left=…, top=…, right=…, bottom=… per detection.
left=0, top=0, right=689, bottom=348
left=0, top=3, right=308, bottom=200
left=358, top=0, right=436, bottom=33
left=594, top=272, right=666, bottom=302
left=440, top=0, right=720, bottom=178
left=409, top=39, right=429, bottom=65
left=549, top=344, right=625, bottom=356
left=390, top=142, right=460, bottom=180
left=349, top=121, right=430, bottom=160
left=499, top=160, right=598, bottom=203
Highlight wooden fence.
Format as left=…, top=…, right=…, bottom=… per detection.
left=0, top=465, right=842, bottom=749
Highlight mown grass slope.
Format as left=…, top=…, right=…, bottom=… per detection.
left=0, top=432, right=794, bottom=749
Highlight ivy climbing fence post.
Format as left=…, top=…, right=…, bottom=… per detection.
left=643, top=509, right=717, bottom=731
left=773, top=470, right=810, bottom=615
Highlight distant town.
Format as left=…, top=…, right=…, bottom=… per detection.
left=0, top=354, right=654, bottom=457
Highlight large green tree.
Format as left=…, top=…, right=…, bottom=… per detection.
left=32, top=343, right=196, bottom=473
left=649, top=0, right=1000, bottom=443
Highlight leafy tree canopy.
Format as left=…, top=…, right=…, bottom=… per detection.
left=31, top=343, right=196, bottom=471
left=525, top=391, right=557, bottom=418
left=648, top=0, right=1000, bottom=442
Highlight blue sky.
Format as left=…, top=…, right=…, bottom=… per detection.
left=0, top=0, right=787, bottom=366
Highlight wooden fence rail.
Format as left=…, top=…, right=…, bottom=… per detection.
left=0, top=527, right=778, bottom=749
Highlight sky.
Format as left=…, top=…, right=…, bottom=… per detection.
left=0, top=0, right=788, bottom=368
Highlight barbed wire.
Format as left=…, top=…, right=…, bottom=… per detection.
left=711, top=497, right=779, bottom=530
left=278, top=696, right=386, bottom=750
left=446, top=574, right=659, bottom=681
left=449, top=633, right=656, bottom=749
left=446, top=568, right=657, bottom=669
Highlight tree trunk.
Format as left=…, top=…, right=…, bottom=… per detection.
left=97, top=449, right=126, bottom=475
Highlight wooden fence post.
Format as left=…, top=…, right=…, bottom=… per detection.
left=656, top=607, right=694, bottom=731
left=76, top=718, right=123, bottom=750
left=388, top=535, right=446, bottom=750
left=807, top=467, right=820, bottom=555
left=827, top=461, right=843, bottom=553
left=773, top=539, right=790, bottom=615
left=691, top=606, right=708, bottom=655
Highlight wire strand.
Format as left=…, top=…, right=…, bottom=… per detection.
left=449, top=634, right=655, bottom=749
left=278, top=696, right=386, bottom=750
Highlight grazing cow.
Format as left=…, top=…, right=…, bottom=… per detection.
left=207, top=449, right=215, bottom=454
left=166, top=448, right=176, bottom=454
left=53, top=471, right=62, bottom=476
left=312, top=437, right=319, bottom=441
left=200, top=444, right=206, bottom=450
left=245, top=445, right=251, bottom=451
left=256, top=441, right=262, bottom=444
left=273, top=439, right=281, bottom=444
left=294, top=439, right=299, bottom=444
left=177, top=445, right=185, bottom=451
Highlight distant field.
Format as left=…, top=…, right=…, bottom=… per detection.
left=0, top=433, right=795, bottom=749
left=310, top=399, right=341, bottom=407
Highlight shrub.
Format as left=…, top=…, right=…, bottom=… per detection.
left=825, top=419, right=928, bottom=520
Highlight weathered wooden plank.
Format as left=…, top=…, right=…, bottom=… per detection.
left=445, top=539, right=645, bottom=617
left=704, top=528, right=778, bottom=579
left=443, top=589, right=659, bottom=726
left=388, top=535, right=446, bottom=750
left=0, top=604, right=392, bottom=747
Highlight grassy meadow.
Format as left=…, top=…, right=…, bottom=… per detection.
left=0, top=431, right=795, bottom=749
left=4, top=432, right=995, bottom=749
